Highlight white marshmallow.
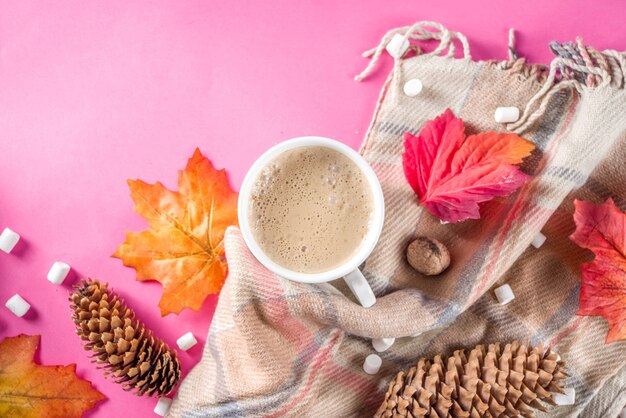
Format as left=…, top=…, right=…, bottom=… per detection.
left=176, top=332, right=197, bottom=351
left=403, top=79, right=423, bottom=97
left=6, top=294, right=31, bottom=317
left=154, top=397, right=172, bottom=416
left=47, top=261, right=71, bottom=285
left=531, top=232, right=546, bottom=249
left=385, top=34, right=410, bottom=59
left=363, top=354, right=382, bottom=375
left=494, top=284, right=515, bottom=305
left=553, top=387, right=575, bottom=406
left=494, top=107, right=520, bottom=123
left=0, top=228, right=20, bottom=254
left=372, top=337, right=395, bottom=353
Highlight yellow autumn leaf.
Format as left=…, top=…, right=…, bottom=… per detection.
left=0, top=334, right=105, bottom=418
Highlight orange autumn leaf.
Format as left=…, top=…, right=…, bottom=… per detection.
left=0, top=335, right=105, bottom=418
left=570, top=198, right=626, bottom=343
left=114, top=148, right=238, bottom=315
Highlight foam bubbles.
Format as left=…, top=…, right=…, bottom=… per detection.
left=325, top=177, right=337, bottom=186
left=248, top=146, right=374, bottom=273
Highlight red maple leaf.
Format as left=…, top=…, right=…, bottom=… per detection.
left=402, top=109, right=536, bottom=223
left=570, top=198, right=626, bottom=343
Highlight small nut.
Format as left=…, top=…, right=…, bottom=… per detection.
left=407, top=236, right=450, bottom=276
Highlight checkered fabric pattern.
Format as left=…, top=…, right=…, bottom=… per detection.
left=168, top=25, right=626, bottom=418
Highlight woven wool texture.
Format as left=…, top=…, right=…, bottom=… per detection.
left=167, top=23, right=626, bottom=418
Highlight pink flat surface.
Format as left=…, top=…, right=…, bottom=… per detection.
left=0, top=1, right=624, bottom=416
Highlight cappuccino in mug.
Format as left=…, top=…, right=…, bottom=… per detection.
left=248, top=146, right=374, bottom=273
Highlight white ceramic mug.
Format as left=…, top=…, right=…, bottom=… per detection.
left=238, top=136, right=385, bottom=308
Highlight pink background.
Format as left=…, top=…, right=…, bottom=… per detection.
left=0, top=1, right=624, bottom=416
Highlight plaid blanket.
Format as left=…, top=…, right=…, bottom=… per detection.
left=168, top=23, right=626, bottom=417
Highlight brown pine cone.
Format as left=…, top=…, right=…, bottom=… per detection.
left=375, top=341, right=568, bottom=417
left=70, top=278, right=181, bottom=397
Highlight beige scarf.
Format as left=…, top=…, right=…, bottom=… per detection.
left=168, top=22, right=626, bottom=417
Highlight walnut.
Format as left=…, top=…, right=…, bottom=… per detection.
left=406, top=236, right=450, bottom=276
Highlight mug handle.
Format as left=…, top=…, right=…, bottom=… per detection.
left=343, top=269, right=376, bottom=308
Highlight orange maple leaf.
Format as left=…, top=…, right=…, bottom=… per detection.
left=0, top=335, right=105, bottom=418
left=114, top=148, right=238, bottom=315
left=570, top=198, right=626, bottom=343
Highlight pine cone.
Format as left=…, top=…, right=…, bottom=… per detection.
left=375, top=341, right=568, bottom=418
left=70, top=278, right=181, bottom=397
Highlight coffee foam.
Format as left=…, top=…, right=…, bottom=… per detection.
left=248, top=146, right=373, bottom=274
